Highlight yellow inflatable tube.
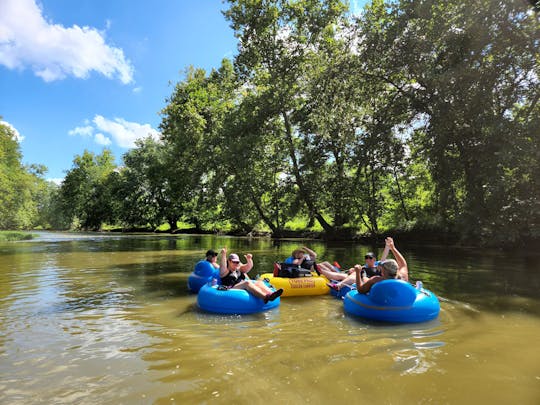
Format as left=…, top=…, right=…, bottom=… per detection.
left=259, top=272, right=330, bottom=296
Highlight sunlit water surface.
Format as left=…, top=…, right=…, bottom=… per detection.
left=0, top=232, right=539, bottom=404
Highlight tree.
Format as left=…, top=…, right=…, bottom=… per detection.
left=218, top=90, right=296, bottom=234
left=0, top=121, right=39, bottom=229
left=117, top=138, right=172, bottom=230
left=224, top=0, right=348, bottom=234
left=60, top=150, right=117, bottom=230
left=160, top=59, right=239, bottom=231
left=385, top=0, right=540, bottom=243
left=33, top=179, right=71, bottom=229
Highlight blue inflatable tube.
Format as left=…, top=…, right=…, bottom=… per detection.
left=197, top=282, right=280, bottom=314
left=329, top=283, right=354, bottom=299
left=188, top=260, right=220, bottom=293
left=343, top=279, right=440, bottom=323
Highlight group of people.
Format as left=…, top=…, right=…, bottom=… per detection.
left=204, top=247, right=283, bottom=304
left=202, top=236, right=409, bottom=302
left=317, top=237, right=408, bottom=293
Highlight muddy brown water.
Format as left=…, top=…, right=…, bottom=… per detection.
left=0, top=232, right=539, bottom=404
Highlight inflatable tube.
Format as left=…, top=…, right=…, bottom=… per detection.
left=188, top=260, right=220, bottom=293
left=343, top=279, right=440, bottom=323
left=329, top=282, right=354, bottom=299
left=197, top=282, right=280, bottom=314
left=259, top=272, right=330, bottom=296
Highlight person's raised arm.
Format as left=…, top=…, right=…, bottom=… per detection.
left=386, top=237, right=409, bottom=281
left=355, top=266, right=362, bottom=289
left=219, top=247, right=228, bottom=278
left=380, top=240, right=390, bottom=261
left=355, top=266, right=380, bottom=294
left=240, top=253, right=253, bottom=273
left=303, top=246, right=317, bottom=260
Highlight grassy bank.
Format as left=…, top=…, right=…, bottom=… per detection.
left=0, top=231, right=36, bottom=242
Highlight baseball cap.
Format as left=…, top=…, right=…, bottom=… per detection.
left=228, top=253, right=240, bottom=262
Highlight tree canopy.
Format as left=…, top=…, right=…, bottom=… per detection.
left=3, top=0, right=539, bottom=246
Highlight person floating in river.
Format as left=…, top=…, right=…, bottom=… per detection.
left=284, top=246, right=318, bottom=267
left=205, top=249, right=220, bottom=269
left=273, top=246, right=318, bottom=275
left=355, top=237, right=409, bottom=294
left=321, top=251, right=381, bottom=291
left=219, top=247, right=283, bottom=304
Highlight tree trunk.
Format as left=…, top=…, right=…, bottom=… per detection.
left=392, top=166, right=410, bottom=221
left=281, top=110, right=334, bottom=233
left=168, top=217, right=178, bottom=232
left=247, top=186, right=279, bottom=234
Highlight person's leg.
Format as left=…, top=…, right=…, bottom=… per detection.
left=335, top=273, right=356, bottom=289
left=254, top=279, right=272, bottom=294
left=253, top=280, right=283, bottom=302
left=318, top=262, right=347, bottom=280
left=233, top=280, right=265, bottom=299
left=244, top=281, right=267, bottom=299
left=234, top=280, right=283, bottom=303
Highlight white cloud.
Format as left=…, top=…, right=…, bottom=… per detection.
left=0, top=0, right=134, bottom=83
left=68, top=115, right=160, bottom=149
left=132, top=86, right=142, bottom=94
left=0, top=120, right=24, bottom=142
left=48, top=178, right=64, bottom=186
left=68, top=125, right=94, bottom=137
left=93, top=115, right=160, bottom=148
left=94, top=132, right=112, bottom=146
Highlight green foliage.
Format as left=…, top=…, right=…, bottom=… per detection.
left=0, top=121, right=48, bottom=230
left=60, top=149, right=117, bottom=230
left=30, top=179, right=70, bottom=230
left=0, top=231, right=36, bottom=241
left=116, top=138, right=170, bottom=229
left=4, top=0, right=538, bottom=247
left=159, top=60, right=238, bottom=230
left=379, top=0, right=540, bottom=243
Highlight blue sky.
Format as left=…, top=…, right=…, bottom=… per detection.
left=1, top=0, right=366, bottom=183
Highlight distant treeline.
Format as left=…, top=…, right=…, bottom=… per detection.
left=1, top=0, right=539, bottom=247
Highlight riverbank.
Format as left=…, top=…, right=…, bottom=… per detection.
left=109, top=226, right=471, bottom=247
left=58, top=223, right=534, bottom=249
left=0, top=231, right=37, bottom=241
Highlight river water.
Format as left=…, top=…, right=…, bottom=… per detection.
left=0, top=232, right=539, bottom=404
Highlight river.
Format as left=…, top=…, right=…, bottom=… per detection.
left=0, top=232, right=539, bottom=404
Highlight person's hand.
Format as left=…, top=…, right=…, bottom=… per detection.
left=385, top=237, right=394, bottom=248
left=221, top=247, right=227, bottom=255
left=354, top=266, right=361, bottom=273
left=245, top=253, right=253, bottom=261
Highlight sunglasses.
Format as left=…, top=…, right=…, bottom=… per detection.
left=230, top=260, right=240, bottom=264
left=365, top=256, right=374, bottom=259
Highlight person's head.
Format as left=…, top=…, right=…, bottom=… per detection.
left=206, top=249, right=218, bottom=261
left=364, top=252, right=377, bottom=266
left=377, top=259, right=398, bottom=279
left=228, top=253, right=241, bottom=267
left=292, top=249, right=305, bottom=260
